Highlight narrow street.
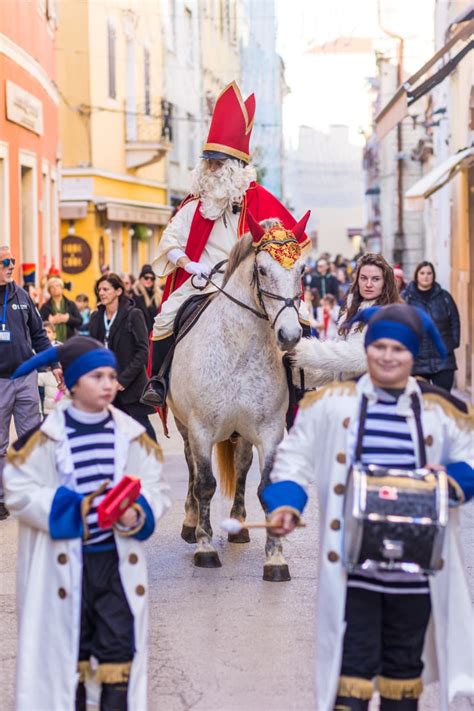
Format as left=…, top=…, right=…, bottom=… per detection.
left=1, top=415, right=473, bottom=710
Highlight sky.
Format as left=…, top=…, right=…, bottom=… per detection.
left=275, top=0, right=435, bottom=146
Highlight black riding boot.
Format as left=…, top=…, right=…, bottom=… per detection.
left=75, top=681, right=86, bottom=711
left=100, top=682, right=128, bottom=711
left=141, top=335, right=174, bottom=408
left=380, top=699, right=418, bottom=711
left=334, top=697, right=369, bottom=711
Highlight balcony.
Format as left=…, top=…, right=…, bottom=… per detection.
left=125, top=100, right=172, bottom=170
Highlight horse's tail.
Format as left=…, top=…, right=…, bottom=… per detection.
left=215, top=439, right=237, bottom=499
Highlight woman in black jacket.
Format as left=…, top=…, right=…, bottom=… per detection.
left=403, top=261, right=460, bottom=391
left=40, top=278, right=83, bottom=342
left=89, top=273, right=157, bottom=440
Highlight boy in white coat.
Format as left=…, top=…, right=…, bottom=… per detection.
left=4, top=336, right=171, bottom=711
left=265, top=305, right=473, bottom=711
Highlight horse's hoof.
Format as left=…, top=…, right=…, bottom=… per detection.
left=228, top=528, right=250, bottom=544
left=194, top=551, right=222, bottom=568
left=263, top=564, right=291, bottom=582
left=181, top=525, right=197, bottom=544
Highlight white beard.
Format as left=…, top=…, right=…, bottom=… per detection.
left=190, top=160, right=257, bottom=220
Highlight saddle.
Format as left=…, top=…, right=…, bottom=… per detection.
left=173, top=293, right=214, bottom=341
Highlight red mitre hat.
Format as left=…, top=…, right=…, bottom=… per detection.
left=202, top=81, right=255, bottom=164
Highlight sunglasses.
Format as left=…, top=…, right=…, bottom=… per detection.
left=142, top=275, right=155, bottom=281
left=1, top=258, right=15, bottom=268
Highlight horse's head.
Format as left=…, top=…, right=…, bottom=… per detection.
left=247, top=211, right=311, bottom=351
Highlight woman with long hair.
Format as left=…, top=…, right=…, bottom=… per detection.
left=403, top=261, right=460, bottom=391
left=40, top=277, right=82, bottom=342
left=294, top=253, right=401, bottom=386
left=89, top=273, right=157, bottom=440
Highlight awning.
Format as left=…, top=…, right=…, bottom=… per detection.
left=405, top=147, right=474, bottom=210
left=376, top=20, right=474, bottom=140
left=96, top=200, right=172, bottom=226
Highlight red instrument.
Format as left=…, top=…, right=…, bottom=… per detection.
left=97, top=475, right=141, bottom=529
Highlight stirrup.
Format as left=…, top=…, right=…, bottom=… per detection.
left=141, top=376, right=167, bottom=408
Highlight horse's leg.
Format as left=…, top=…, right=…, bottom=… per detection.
left=228, top=438, right=253, bottom=544
left=256, top=431, right=291, bottom=583
left=175, top=417, right=198, bottom=544
left=189, top=428, right=221, bottom=568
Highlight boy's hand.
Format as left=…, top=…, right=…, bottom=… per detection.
left=119, top=506, right=139, bottom=528
left=267, top=509, right=299, bottom=536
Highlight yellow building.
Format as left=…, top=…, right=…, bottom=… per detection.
left=57, top=0, right=172, bottom=301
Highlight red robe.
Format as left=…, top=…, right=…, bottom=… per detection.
left=161, top=182, right=301, bottom=304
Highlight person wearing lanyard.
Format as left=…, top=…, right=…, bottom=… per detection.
left=89, top=273, right=157, bottom=442
left=0, top=246, right=63, bottom=520
left=263, top=304, right=473, bottom=710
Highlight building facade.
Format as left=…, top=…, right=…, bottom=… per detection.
left=0, top=0, right=60, bottom=286
left=285, top=125, right=365, bottom=257
left=57, top=0, right=172, bottom=301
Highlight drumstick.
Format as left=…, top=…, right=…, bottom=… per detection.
left=220, top=517, right=306, bottom=534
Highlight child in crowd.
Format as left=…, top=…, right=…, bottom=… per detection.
left=75, top=293, right=91, bottom=336
left=313, top=294, right=340, bottom=341
left=37, top=321, right=62, bottom=417
left=4, top=336, right=171, bottom=711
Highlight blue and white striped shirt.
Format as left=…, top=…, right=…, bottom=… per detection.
left=65, top=405, right=115, bottom=547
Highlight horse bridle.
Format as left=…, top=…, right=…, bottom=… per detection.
left=190, top=239, right=302, bottom=329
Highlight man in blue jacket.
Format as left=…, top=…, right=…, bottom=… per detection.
left=0, top=245, right=62, bottom=519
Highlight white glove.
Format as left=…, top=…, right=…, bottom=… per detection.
left=184, top=261, right=210, bottom=278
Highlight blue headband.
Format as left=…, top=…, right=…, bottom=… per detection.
left=63, top=349, right=117, bottom=389
left=351, top=305, right=448, bottom=359
left=12, top=345, right=117, bottom=389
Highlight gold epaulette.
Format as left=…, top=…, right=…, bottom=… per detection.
left=6, top=429, right=49, bottom=465
left=134, top=432, right=164, bottom=461
left=422, top=393, right=474, bottom=431
left=299, top=380, right=357, bottom=409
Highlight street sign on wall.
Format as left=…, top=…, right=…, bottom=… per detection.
left=61, top=235, right=92, bottom=274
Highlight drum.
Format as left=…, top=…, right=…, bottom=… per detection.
left=343, top=464, right=448, bottom=575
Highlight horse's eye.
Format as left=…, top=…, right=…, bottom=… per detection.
left=258, top=267, right=267, bottom=277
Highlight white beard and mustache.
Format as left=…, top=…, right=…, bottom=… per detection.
left=190, top=160, right=257, bottom=220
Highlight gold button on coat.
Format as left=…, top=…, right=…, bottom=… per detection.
left=333, top=483, right=345, bottom=495
left=336, top=452, right=346, bottom=464
left=424, top=435, right=433, bottom=446
left=57, top=553, right=68, bottom=565
left=327, top=551, right=339, bottom=563
left=58, top=587, right=67, bottom=599
left=330, top=519, right=341, bottom=531
left=342, top=417, right=350, bottom=429
left=129, top=553, right=138, bottom=565
left=136, top=585, right=146, bottom=596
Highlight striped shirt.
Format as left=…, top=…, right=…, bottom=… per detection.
left=65, top=405, right=115, bottom=547
left=348, top=388, right=430, bottom=595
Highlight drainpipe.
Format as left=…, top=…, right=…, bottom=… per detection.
left=377, top=2, right=405, bottom=264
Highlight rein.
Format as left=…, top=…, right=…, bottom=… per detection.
left=190, top=238, right=302, bottom=328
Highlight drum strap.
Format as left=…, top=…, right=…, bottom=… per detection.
left=354, top=395, right=369, bottom=462
left=354, top=393, right=427, bottom=467
left=410, top=393, right=427, bottom=466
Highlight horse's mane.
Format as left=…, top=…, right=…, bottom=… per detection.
left=222, top=218, right=283, bottom=286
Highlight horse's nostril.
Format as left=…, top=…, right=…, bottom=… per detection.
left=278, top=327, right=285, bottom=342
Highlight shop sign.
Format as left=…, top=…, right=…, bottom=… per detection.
left=6, top=81, right=43, bottom=135
left=61, top=236, right=92, bottom=274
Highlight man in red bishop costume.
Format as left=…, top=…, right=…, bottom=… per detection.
left=147, top=81, right=309, bottom=403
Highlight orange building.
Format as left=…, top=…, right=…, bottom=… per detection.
left=0, top=0, right=60, bottom=288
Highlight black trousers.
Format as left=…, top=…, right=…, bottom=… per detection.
left=115, top=401, right=157, bottom=442
left=341, top=587, right=431, bottom=680
left=79, top=548, right=135, bottom=665
left=419, top=369, right=455, bottom=392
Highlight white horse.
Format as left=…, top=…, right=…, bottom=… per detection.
left=168, top=212, right=309, bottom=581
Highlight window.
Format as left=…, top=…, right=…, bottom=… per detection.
left=185, top=8, right=194, bottom=66
left=187, top=113, right=195, bottom=168
left=144, top=48, right=151, bottom=117
left=19, top=151, right=38, bottom=268
left=50, top=168, right=59, bottom=269
left=126, top=38, right=137, bottom=140
left=107, top=21, right=117, bottom=99
left=42, top=162, right=51, bottom=272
